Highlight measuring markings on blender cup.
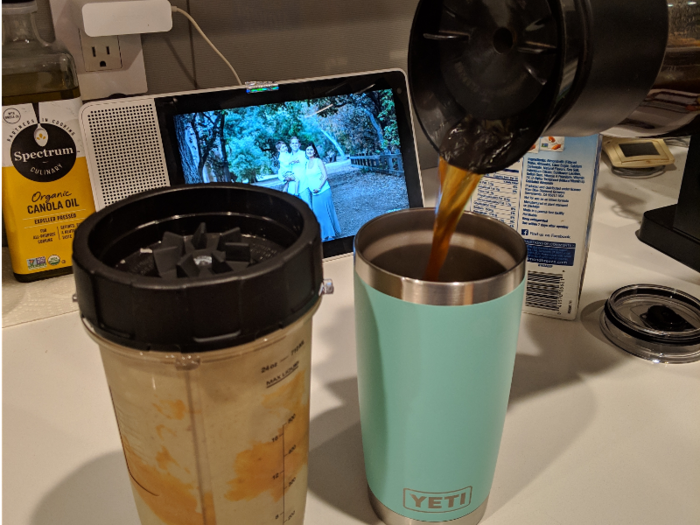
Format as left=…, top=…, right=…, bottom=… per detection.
left=260, top=338, right=307, bottom=523
left=269, top=410, right=302, bottom=522
left=265, top=340, right=304, bottom=388
left=278, top=416, right=298, bottom=523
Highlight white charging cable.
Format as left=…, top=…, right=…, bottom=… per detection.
left=171, top=5, right=242, bottom=85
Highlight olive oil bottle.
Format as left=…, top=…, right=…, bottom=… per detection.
left=2, top=0, right=95, bottom=281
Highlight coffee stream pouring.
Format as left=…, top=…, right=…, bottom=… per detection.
left=408, top=0, right=700, bottom=173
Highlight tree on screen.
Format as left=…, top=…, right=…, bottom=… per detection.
left=217, top=113, right=233, bottom=182
left=221, top=107, right=269, bottom=183
left=307, top=91, right=400, bottom=156
left=178, top=112, right=225, bottom=182
left=175, top=116, right=199, bottom=183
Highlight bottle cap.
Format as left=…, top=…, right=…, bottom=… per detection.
left=72, top=184, right=323, bottom=352
left=600, top=284, right=700, bottom=363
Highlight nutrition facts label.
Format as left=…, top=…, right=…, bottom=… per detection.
left=468, top=136, right=602, bottom=320
left=469, top=162, right=523, bottom=229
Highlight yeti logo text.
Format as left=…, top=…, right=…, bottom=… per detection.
left=403, top=487, right=472, bottom=513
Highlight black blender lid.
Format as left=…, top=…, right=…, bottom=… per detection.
left=600, top=284, right=700, bottom=364
left=72, top=183, right=323, bottom=352
left=407, top=0, right=564, bottom=173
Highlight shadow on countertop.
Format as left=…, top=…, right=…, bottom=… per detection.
left=308, top=379, right=380, bottom=525
left=482, top=300, right=631, bottom=515
left=31, top=452, right=140, bottom=525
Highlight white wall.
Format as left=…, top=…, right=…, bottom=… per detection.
left=36, top=0, right=438, bottom=168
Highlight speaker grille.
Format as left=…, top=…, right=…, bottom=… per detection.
left=86, top=102, right=169, bottom=207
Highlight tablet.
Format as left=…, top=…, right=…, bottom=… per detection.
left=80, top=70, right=424, bottom=259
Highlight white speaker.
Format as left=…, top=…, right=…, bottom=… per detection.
left=80, top=97, right=170, bottom=210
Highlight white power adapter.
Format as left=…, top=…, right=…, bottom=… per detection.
left=71, top=0, right=173, bottom=37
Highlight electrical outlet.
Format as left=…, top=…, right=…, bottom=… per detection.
left=79, top=32, right=123, bottom=72
left=49, top=0, right=148, bottom=100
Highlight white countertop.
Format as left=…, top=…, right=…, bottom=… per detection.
left=3, top=148, right=700, bottom=525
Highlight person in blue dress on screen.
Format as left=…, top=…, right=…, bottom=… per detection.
left=305, top=142, right=341, bottom=241
left=288, top=137, right=311, bottom=207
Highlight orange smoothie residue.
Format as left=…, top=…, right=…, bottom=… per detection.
left=121, top=436, right=209, bottom=525
left=156, top=424, right=177, bottom=440
left=156, top=446, right=180, bottom=470
left=152, top=398, right=187, bottom=420
left=225, top=370, right=309, bottom=502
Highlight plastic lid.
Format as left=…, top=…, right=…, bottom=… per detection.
left=600, top=284, right=700, bottom=364
left=73, top=183, right=323, bottom=352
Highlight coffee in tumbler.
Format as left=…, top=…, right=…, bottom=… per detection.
left=354, top=208, right=526, bottom=525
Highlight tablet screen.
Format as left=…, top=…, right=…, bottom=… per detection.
left=156, top=71, right=423, bottom=258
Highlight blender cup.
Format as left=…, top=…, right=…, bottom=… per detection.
left=354, top=208, right=527, bottom=525
left=72, top=184, right=326, bottom=525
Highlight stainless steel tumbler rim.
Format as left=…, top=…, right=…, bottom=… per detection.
left=354, top=209, right=526, bottom=306
left=368, top=488, right=489, bottom=525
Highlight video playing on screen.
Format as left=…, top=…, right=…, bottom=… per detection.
left=173, top=89, right=410, bottom=242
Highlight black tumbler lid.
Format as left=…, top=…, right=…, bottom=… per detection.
left=73, top=184, right=323, bottom=352
left=600, top=284, right=700, bottom=364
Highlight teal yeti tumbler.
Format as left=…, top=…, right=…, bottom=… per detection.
left=354, top=209, right=527, bottom=525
